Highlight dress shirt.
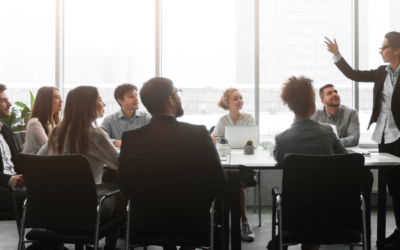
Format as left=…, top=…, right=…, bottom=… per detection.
left=101, top=109, right=151, bottom=142
left=0, top=123, right=15, bottom=176
left=38, top=126, right=119, bottom=184
left=274, top=117, right=347, bottom=164
left=311, top=105, right=360, bottom=147
left=23, top=118, right=52, bottom=154
left=213, top=112, right=255, bottom=138
left=333, top=53, right=400, bottom=144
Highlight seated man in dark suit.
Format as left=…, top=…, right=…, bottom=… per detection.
left=268, top=76, right=366, bottom=250
left=0, top=84, right=25, bottom=217
left=118, top=77, right=228, bottom=250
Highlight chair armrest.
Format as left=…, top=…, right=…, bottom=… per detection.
left=98, top=189, right=121, bottom=199
left=272, top=187, right=281, bottom=196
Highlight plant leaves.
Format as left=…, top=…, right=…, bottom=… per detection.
left=0, top=117, right=10, bottom=126
left=21, top=106, right=30, bottom=118
left=12, top=126, right=19, bottom=132
left=30, top=91, right=35, bottom=109
left=12, top=117, right=24, bottom=125
left=14, top=102, right=27, bottom=109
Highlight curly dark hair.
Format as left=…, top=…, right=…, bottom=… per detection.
left=280, top=76, right=315, bottom=116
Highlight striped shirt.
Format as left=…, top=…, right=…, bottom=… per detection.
left=213, top=112, right=255, bottom=138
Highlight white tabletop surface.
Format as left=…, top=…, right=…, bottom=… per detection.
left=228, top=146, right=400, bottom=168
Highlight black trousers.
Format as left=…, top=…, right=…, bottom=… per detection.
left=378, top=136, right=400, bottom=227
left=0, top=186, right=26, bottom=218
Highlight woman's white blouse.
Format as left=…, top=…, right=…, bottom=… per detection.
left=23, top=118, right=52, bottom=155
left=38, top=127, right=119, bottom=184
left=213, top=112, right=255, bottom=137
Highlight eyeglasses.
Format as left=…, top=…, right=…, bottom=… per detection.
left=379, top=45, right=391, bottom=52
left=172, top=89, right=182, bottom=97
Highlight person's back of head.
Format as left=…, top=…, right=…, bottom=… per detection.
left=140, top=77, right=183, bottom=117
left=280, top=76, right=316, bottom=118
left=49, top=86, right=99, bottom=155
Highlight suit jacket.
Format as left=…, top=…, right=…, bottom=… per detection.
left=0, top=123, right=21, bottom=188
left=118, top=115, right=227, bottom=197
left=274, top=117, right=347, bottom=164
left=335, top=57, right=400, bottom=130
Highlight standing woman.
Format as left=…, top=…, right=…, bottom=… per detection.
left=23, top=87, right=62, bottom=154
left=325, top=32, right=400, bottom=248
left=39, top=86, right=122, bottom=250
left=212, top=88, right=256, bottom=242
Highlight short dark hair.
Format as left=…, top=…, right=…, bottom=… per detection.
left=385, top=31, right=400, bottom=49
left=281, top=76, right=315, bottom=116
left=0, top=84, right=6, bottom=93
left=114, top=83, right=138, bottom=107
left=140, top=77, right=174, bottom=115
left=319, top=84, right=335, bottom=99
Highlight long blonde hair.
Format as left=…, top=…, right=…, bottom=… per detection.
left=48, top=86, right=99, bottom=155
left=217, top=88, right=239, bottom=110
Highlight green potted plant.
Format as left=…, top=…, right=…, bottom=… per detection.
left=1, top=91, right=34, bottom=132
left=216, top=137, right=231, bottom=157
left=244, top=139, right=254, bottom=155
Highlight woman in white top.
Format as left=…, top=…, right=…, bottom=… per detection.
left=23, top=87, right=62, bottom=154
left=212, top=88, right=256, bottom=242
left=38, top=86, right=121, bottom=250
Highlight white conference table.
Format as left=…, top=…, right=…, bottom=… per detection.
left=222, top=146, right=400, bottom=250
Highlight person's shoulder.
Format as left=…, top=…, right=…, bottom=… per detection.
left=102, top=111, right=119, bottom=122
left=241, top=112, right=254, bottom=119
left=91, top=126, right=109, bottom=141
left=0, top=122, right=12, bottom=132
left=137, top=110, right=151, bottom=117
left=314, top=108, right=325, bottom=115
left=341, top=105, right=356, bottom=112
left=27, top=117, right=40, bottom=125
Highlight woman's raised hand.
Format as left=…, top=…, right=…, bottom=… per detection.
left=325, top=37, right=339, bottom=56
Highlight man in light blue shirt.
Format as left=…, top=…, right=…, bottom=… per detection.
left=101, top=84, right=151, bottom=147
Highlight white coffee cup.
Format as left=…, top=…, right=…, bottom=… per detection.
left=261, top=141, right=272, bottom=149
left=267, top=144, right=275, bottom=155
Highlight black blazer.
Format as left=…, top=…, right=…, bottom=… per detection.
left=0, top=123, right=21, bottom=188
left=335, top=57, right=400, bottom=130
left=118, top=115, right=227, bottom=197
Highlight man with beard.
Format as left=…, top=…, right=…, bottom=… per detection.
left=118, top=77, right=227, bottom=250
left=0, top=84, right=25, bottom=219
left=311, top=84, right=360, bottom=147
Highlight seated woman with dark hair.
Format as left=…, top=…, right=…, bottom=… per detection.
left=23, top=86, right=62, bottom=154
left=38, top=86, right=122, bottom=250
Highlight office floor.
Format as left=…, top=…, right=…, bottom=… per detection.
left=0, top=206, right=396, bottom=250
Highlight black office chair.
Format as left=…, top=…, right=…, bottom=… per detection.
left=15, top=154, right=125, bottom=250
left=123, top=155, right=218, bottom=250
left=13, top=132, right=24, bottom=151
left=209, top=126, right=215, bottom=135
left=271, top=154, right=367, bottom=250
left=19, top=131, right=26, bottom=144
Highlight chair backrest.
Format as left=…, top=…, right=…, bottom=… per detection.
left=13, top=132, right=24, bottom=151
left=125, top=155, right=216, bottom=235
left=282, top=153, right=365, bottom=232
left=209, top=126, right=215, bottom=135
left=19, top=131, right=26, bottom=143
left=16, top=153, right=98, bottom=231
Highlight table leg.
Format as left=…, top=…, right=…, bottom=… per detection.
left=377, top=168, right=387, bottom=250
left=221, top=191, right=229, bottom=250
left=258, top=170, right=261, bottom=227
left=231, top=172, right=241, bottom=250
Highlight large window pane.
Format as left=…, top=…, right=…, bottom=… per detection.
left=64, top=0, right=155, bottom=123
left=259, top=0, right=353, bottom=141
left=359, top=0, right=400, bottom=144
left=162, top=0, right=255, bottom=130
left=0, top=1, right=55, bottom=114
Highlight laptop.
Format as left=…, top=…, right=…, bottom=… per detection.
left=225, top=125, right=259, bottom=149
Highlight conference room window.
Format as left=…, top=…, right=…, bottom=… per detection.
left=0, top=0, right=55, bottom=120
left=64, top=0, right=155, bottom=123
left=161, top=0, right=256, bottom=130
left=358, top=0, right=400, bottom=144
left=259, top=0, right=354, bottom=141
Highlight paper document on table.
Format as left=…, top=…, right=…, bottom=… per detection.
left=328, top=124, right=339, bottom=138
